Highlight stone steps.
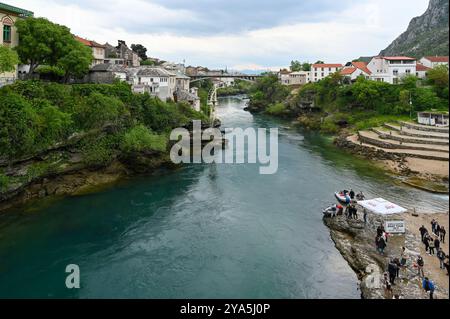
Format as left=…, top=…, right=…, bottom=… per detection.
left=347, top=135, right=449, bottom=161
left=372, top=128, right=449, bottom=146
left=399, top=121, right=449, bottom=133
left=358, top=131, right=449, bottom=154
left=384, top=123, right=449, bottom=140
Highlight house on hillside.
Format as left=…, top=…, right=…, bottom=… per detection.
left=419, top=56, right=449, bottom=69
left=340, top=61, right=372, bottom=82
left=0, top=2, right=33, bottom=86
left=415, top=63, right=431, bottom=79
left=174, top=88, right=200, bottom=111
left=89, top=63, right=127, bottom=84
left=105, top=41, right=140, bottom=67
left=367, top=56, right=416, bottom=84
left=132, top=67, right=176, bottom=101
left=75, top=36, right=106, bottom=66
left=311, top=63, right=343, bottom=82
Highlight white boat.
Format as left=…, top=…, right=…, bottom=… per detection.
left=335, top=192, right=351, bottom=204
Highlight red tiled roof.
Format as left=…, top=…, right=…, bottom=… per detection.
left=382, top=56, right=415, bottom=61
left=352, top=61, right=371, bottom=75
left=340, top=67, right=356, bottom=75
left=74, top=36, right=105, bottom=48
left=416, top=63, right=431, bottom=71
left=312, top=63, right=343, bottom=68
left=424, top=56, right=449, bottom=63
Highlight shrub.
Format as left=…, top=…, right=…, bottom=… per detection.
left=0, top=173, right=9, bottom=192
left=120, top=125, right=167, bottom=154
left=266, top=103, right=286, bottom=115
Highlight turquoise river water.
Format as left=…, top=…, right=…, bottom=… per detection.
left=0, top=95, right=447, bottom=298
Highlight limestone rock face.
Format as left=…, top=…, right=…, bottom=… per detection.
left=380, top=0, right=449, bottom=57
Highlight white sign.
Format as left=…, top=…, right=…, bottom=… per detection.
left=385, top=220, right=406, bottom=234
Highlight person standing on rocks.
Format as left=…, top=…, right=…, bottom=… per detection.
left=424, top=235, right=430, bottom=254
left=377, top=235, right=387, bottom=255
left=349, top=189, right=355, bottom=200
left=363, top=209, right=368, bottom=224
left=440, top=226, right=446, bottom=243
left=388, top=260, right=398, bottom=285
left=437, top=248, right=446, bottom=270
left=431, top=219, right=437, bottom=234
left=434, top=237, right=440, bottom=254
left=419, top=225, right=428, bottom=242
left=422, top=277, right=435, bottom=300
left=428, top=237, right=435, bottom=256
left=417, top=256, right=425, bottom=278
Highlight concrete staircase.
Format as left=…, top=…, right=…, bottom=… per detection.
left=347, top=122, right=449, bottom=162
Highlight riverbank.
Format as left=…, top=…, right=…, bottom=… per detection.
left=324, top=211, right=449, bottom=299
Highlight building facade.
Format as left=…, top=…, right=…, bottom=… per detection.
left=367, top=56, right=416, bottom=84
left=75, top=36, right=106, bottom=66
left=340, top=61, right=371, bottom=81
left=0, top=2, right=33, bottom=86
left=311, top=63, right=343, bottom=82
left=419, top=56, right=449, bottom=69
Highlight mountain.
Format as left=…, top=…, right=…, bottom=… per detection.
left=380, top=0, right=449, bottom=58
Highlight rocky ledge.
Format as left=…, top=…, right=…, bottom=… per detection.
left=323, top=214, right=447, bottom=299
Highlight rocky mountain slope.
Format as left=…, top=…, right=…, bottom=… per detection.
left=380, top=0, right=449, bottom=57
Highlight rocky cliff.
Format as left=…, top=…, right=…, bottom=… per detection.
left=380, top=0, right=449, bottom=57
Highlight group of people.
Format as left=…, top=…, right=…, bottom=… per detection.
left=415, top=220, right=450, bottom=299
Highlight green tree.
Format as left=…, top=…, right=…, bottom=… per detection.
left=0, top=46, right=19, bottom=73
left=290, top=60, right=302, bottom=72
left=57, top=41, right=93, bottom=83
left=15, top=17, right=87, bottom=79
left=302, top=63, right=311, bottom=71
left=131, top=44, right=148, bottom=61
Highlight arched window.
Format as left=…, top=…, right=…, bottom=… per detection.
left=2, top=16, right=14, bottom=43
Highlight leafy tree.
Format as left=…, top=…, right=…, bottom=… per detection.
left=57, top=40, right=93, bottom=83
left=290, top=60, right=302, bottom=72
left=427, top=65, right=449, bottom=99
left=302, top=63, right=311, bottom=71
left=0, top=46, right=19, bottom=73
left=314, top=60, right=325, bottom=64
left=131, top=44, right=148, bottom=61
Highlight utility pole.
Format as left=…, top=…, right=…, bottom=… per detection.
left=409, top=91, right=413, bottom=119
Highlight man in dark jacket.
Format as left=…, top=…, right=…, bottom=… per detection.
left=387, top=260, right=398, bottom=285
left=437, top=248, right=446, bottom=269
left=419, top=225, right=427, bottom=241
left=434, top=237, right=440, bottom=252
left=349, top=189, right=355, bottom=200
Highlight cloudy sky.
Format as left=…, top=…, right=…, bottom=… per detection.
left=8, top=0, right=430, bottom=71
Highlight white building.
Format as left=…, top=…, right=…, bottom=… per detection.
left=279, top=70, right=311, bottom=86
left=419, top=56, right=449, bottom=69
left=134, top=67, right=174, bottom=101
left=311, top=63, right=343, bottom=82
left=367, top=56, right=416, bottom=84
left=415, top=63, right=431, bottom=79
left=340, top=61, right=371, bottom=81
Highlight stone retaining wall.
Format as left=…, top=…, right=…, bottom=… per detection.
left=372, top=129, right=449, bottom=146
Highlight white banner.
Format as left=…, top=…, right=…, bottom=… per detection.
left=385, top=220, right=406, bottom=234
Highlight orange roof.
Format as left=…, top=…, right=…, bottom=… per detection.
left=74, top=35, right=105, bottom=48
left=340, top=67, right=356, bottom=75
left=352, top=61, right=371, bottom=75
left=312, top=63, right=343, bottom=68
left=416, top=63, right=431, bottom=71
left=424, top=56, right=449, bottom=63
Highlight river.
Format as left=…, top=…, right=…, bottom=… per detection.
left=0, top=95, right=447, bottom=298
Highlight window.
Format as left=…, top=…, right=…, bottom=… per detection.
left=393, top=70, right=398, bottom=76
left=329, top=68, right=332, bottom=71
left=3, top=25, right=12, bottom=43
left=405, top=69, right=411, bottom=74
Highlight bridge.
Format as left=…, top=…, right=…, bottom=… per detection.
left=190, top=74, right=262, bottom=83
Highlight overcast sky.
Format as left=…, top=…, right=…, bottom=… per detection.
left=8, top=0, right=430, bottom=70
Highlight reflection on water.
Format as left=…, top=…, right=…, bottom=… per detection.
left=0, top=95, right=446, bottom=298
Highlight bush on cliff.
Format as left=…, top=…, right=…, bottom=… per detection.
left=120, top=125, right=167, bottom=154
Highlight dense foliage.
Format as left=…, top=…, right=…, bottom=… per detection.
left=249, top=66, right=449, bottom=132
left=0, top=81, right=206, bottom=162
left=0, top=46, right=19, bottom=73
left=14, top=17, right=93, bottom=81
